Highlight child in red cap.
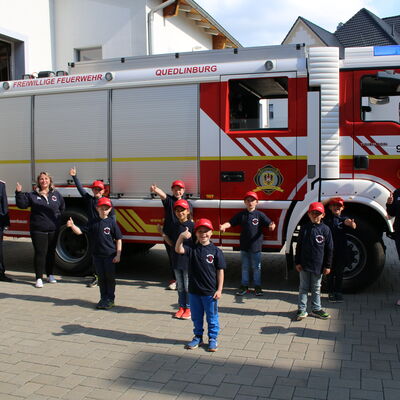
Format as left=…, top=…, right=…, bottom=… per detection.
left=150, top=180, right=191, bottom=290
left=176, top=218, right=225, bottom=352
left=323, top=197, right=356, bottom=302
left=163, top=199, right=194, bottom=319
left=220, top=191, right=275, bottom=296
left=295, top=202, right=333, bottom=320
left=67, top=197, right=122, bottom=309
left=69, top=167, right=115, bottom=288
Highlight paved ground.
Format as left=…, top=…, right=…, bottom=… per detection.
left=0, top=236, right=400, bottom=400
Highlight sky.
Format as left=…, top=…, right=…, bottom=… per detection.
left=194, top=0, right=400, bottom=46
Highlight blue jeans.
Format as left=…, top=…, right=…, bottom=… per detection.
left=298, top=270, right=322, bottom=312
left=189, top=293, right=219, bottom=339
left=240, top=251, right=261, bottom=287
left=94, top=255, right=116, bottom=302
left=174, top=269, right=189, bottom=308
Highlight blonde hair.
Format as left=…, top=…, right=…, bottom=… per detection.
left=36, top=172, right=55, bottom=192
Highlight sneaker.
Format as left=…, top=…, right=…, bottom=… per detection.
left=296, top=310, right=308, bottom=320
left=104, top=300, right=115, bottom=309
left=167, top=280, right=177, bottom=290
left=335, top=293, right=344, bottom=303
left=254, top=286, right=263, bottom=296
left=185, top=336, right=203, bottom=350
left=0, top=274, right=13, bottom=282
left=35, top=278, right=44, bottom=288
left=181, top=308, right=191, bottom=320
left=311, top=309, right=331, bottom=320
left=236, top=285, right=248, bottom=296
left=87, top=275, right=98, bottom=288
left=47, top=275, right=57, bottom=284
left=174, top=307, right=185, bottom=319
left=208, top=338, right=218, bottom=352
left=328, top=293, right=336, bottom=303
left=96, top=300, right=107, bottom=309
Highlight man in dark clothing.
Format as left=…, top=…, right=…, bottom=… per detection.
left=0, top=180, right=12, bottom=282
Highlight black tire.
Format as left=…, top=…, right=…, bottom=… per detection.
left=342, top=219, right=385, bottom=292
left=55, top=208, right=91, bottom=275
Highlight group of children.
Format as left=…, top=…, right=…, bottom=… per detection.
left=63, top=169, right=356, bottom=351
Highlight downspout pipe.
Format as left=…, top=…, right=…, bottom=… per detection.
left=147, top=0, right=176, bottom=55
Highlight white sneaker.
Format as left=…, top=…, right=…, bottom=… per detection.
left=35, top=278, right=44, bottom=288
left=48, top=275, right=57, bottom=284
left=167, top=280, right=177, bottom=290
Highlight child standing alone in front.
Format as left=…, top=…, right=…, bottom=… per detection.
left=295, top=202, right=333, bottom=320
left=220, top=191, right=275, bottom=296
left=162, top=199, right=194, bottom=320
left=323, top=197, right=356, bottom=303
left=175, top=218, right=225, bottom=352
left=67, top=197, right=122, bottom=309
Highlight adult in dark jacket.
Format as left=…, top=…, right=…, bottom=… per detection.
left=69, top=167, right=115, bottom=287
left=0, top=180, right=13, bottom=282
left=15, top=172, right=65, bottom=288
left=386, top=189, right=400, bottom=306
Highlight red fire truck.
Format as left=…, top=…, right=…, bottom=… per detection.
left=1, top=44, right=399, bottom=291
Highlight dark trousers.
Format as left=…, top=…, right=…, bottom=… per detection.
left=93, top=255, right=116, bottom=302
left=31, top=231, right=58, bottom=280
left=0, top=228, right=5, bottom=274
left=164, top=242, right=176, bottom=281
left=327, top=261, right=345, bottom=294
left=394, top=231, right=400, bottom=261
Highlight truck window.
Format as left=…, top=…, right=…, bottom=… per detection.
left=361, top=73, right=400, bottom=124
left=229, top=77, right=288, bottom=130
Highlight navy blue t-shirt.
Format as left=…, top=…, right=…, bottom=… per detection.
left=324, top=213, right=351, bottom=267
left=295, top=221, right=333, bottom=274
left=229, top=209, right=272, bottom=252
left=185, top=242, right=226, bottom=296
left=170, top=220, right=194, bottom=271
left=161, top=194, right=192, bottom=237
left=82, top=216, right=122, bottom=258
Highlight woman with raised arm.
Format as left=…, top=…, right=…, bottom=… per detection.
left=15, top=172, right=65, bottom=288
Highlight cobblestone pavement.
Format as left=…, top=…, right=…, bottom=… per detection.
left=0, top=236, right=399, bottom=400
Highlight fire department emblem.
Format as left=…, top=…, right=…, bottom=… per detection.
left=253, top=165, right=283, bottom=195
left=252, top=218, right=259, bottom=226
left=206, top=254, right=214, bottom=264
left=104, top=227, right=111, bottom=235
left=52, top=195, right=57, bottom=202
left=315, top=235, right=324, bottom=244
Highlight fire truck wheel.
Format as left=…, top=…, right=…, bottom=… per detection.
left=342, top=220, right=385, bottom=292
left=55, top=209, right=91, bottom=275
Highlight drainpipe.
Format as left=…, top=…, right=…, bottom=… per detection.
left=147, top=0, right=176, bottom=55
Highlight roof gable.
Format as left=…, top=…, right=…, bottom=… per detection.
left=334, top=8, right=400, bottom=47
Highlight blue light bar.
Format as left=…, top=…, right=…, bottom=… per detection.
left=374, top=45, right=400, bottom=56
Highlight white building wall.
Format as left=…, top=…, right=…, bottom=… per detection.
left=0, top=0, right=53, bottom=76
left=147, top=0, right=212, bottom=54
left=53, top=0, right=148, bottom=70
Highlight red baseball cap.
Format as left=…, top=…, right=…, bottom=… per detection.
left=97, top=197, right=112, bottom=208
left=174, top=199, right=190, bottom=209
left=171, top=180, right=185, bottom=189
left=308, top=202, right=325, bottom=214
left=244, top=191, right=258, bottom=201
left=91, top=180, right=105, bottom=190
left=194, top=218, right=213, bottom=232
left=329, top=197, right=344, bottom=207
